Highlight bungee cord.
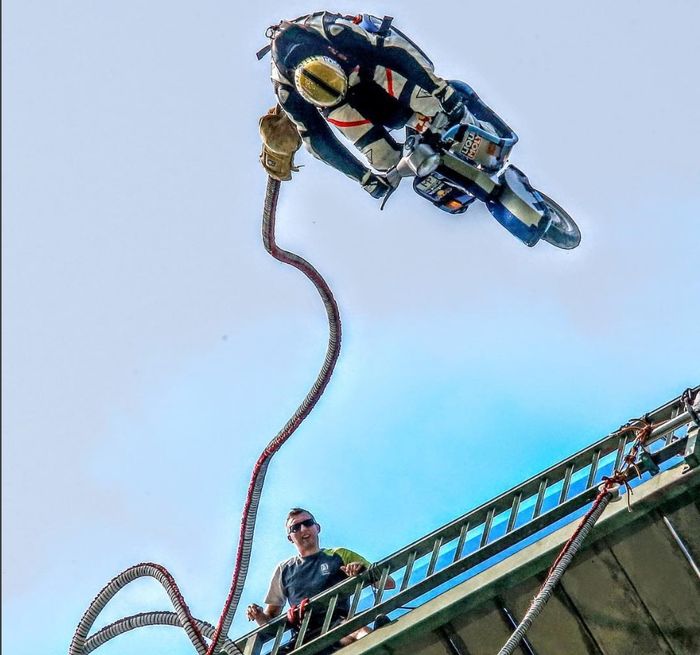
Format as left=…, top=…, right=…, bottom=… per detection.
left=70, top=176, right=342, bottom=655
left=84, top=612, right=238, bottom=654
left=206, top=177, right=342, bottom=654
left=69, top=563, right=208, bottom=655
left=495, top=415, right=667, bottom=655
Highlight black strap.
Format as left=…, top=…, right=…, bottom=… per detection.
left=378, top=15, right=394, bottom=35
left=256, top=24, right=282, bottom=61
left=256, top=44, right=271, bottom=60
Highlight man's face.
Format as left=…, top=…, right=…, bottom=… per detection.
left=286, top=511, right=320, bottom=551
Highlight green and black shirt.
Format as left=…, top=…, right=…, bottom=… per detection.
left=265, top=547, right=371, bottom=615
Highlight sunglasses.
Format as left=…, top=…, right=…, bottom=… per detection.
left=288, top=518, right=316, bottom=534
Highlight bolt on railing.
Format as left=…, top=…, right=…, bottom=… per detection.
left=232, top=387, right=699, bottom=655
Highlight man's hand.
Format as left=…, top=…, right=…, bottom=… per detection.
left=246, top=603, right=268, bottom=625
left=341, top=561, right=367, bottom=577
left=436, top=87, right=469, bottom=126
left=360, top=172, right=393, bottom=199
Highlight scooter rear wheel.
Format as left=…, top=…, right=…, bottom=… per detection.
left=539, top=193, right=581, bottom=250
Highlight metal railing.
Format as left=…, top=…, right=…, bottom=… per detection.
left=231, top=387, right=699, bottom=655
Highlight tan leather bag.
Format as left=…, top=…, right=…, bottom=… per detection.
left=259, top=104, right=302, bottom=181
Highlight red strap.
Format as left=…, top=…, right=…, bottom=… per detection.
left=327, top=118, right=372, bottom=128
left=286, top=597, right=311, bottom=627
left=386, top=69, right=394, bottom=97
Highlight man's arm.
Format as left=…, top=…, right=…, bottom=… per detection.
left=332, top=548, right=397, bottom=590
left=342, top=561, right=397, bottom=590
left=275, top=83, right=369, bottom=183
left=247, top=561, right=288, bottom=626
left=246, top=603, right=283, bottom=626
left=275, top=83, right=396, bottom=197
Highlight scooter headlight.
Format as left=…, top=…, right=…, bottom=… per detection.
left=415, top=152, right=441, bottom=177
left=406, top=143, right=440, bottom=178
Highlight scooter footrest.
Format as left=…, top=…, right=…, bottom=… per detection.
left=413, top=174, right=475, bottom=214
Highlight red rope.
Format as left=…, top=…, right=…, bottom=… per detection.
left=205, top=177, right=342, bottom=655
left=541, top=416, right=657, bottom=587
left=151, top=563, right=207, bottom=648
left=287, top=598, right=310, bottom=627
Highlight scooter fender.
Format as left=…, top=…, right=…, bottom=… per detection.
left=485, top=166, right=551, bottom=247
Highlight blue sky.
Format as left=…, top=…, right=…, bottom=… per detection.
left=3, top=2, right=699, bottom=655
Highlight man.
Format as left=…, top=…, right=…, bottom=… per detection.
left=246, top=508, right=395, bottom=649
left=260, top=12, right=510, bottom=198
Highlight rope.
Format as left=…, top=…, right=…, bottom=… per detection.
left=69, top=176, right=342, bottom=655
left=206, top=176, right=342, bottom=653
left=69, top=563, right=208, bottom=655
left=84, top=613, right=238, bottom=654
left=495, top=416, right=657, bottom=655
left=496, top=490, right=613, bottom=655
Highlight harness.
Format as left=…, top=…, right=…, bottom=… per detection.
left=256, top=13, right=394, bottom=61
left=355, top=14, right=393, bottom=34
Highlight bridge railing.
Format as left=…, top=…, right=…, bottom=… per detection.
left=232, top=387, right=699, bottom=655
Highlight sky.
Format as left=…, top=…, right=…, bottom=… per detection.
left=3, top=1, right=699, bottom=655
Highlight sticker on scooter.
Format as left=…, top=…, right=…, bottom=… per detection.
left=416, top=175, right=446, bottom=196
left=461, top=132, right=483, bottom=161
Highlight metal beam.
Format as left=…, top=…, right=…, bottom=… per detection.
left=336, top=465, right=699, bottom=655
left=436, top=623, right=471, bottom=655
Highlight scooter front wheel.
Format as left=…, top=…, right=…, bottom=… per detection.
left=539, top=192, right=581, bottom=250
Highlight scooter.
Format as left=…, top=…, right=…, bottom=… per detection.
left=382, top=96, right=581, bottom=250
